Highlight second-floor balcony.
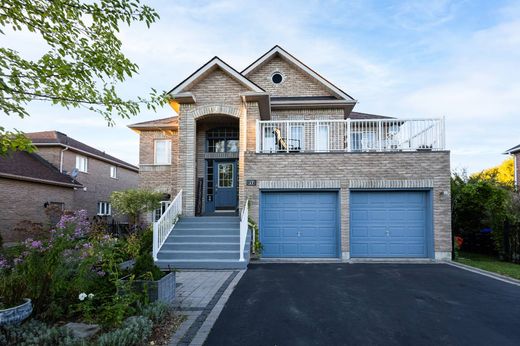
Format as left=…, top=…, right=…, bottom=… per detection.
left=255, top=118, right=445, bottom=154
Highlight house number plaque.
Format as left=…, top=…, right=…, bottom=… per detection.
left=246, top=180, right=257, bottom=186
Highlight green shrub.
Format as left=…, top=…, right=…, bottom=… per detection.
left=0, top=320, right=83, bottom=346
left=139, top=301, right=169, bottom=323
left=132, top=252, right=163, bottom=281
left=97, top=316, right=152, bottom=346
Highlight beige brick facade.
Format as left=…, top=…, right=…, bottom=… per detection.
left=135, top=47, right=452, bottom=259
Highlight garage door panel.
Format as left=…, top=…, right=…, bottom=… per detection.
left=261, top=192, right=338, bottom=258
left=351, top=191, right=429, bottom=258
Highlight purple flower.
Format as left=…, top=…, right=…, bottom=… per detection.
left=0, top=257, right=10, bottom=270
left=96, top=270, right=106, bottom=277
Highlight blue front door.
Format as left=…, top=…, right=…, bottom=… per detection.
left=213, top=160, right=237, bottom=209
left=260, top=191, right=339, bottom=258
left=350, top=191, right=429, bottom=258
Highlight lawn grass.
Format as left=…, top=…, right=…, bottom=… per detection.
left=456, top=251, right=520, bottom=280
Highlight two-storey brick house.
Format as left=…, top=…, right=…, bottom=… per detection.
left=130, top=46, right=451, bottom=269
left=0, top=131, right=138, bottom=242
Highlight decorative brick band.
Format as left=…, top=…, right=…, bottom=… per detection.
left=191, top=104, right=242, bottom=119
left=259, top=180, right=341, bottom=189
left=348, top=179, right=434, bottom=189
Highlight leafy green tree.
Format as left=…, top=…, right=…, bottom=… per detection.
left=110, top=189, right=164, bottom=226
left=0, top=0, right=164, bottom=155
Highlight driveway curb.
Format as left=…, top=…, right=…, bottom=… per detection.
left=446, top=261, right=520, bottom=287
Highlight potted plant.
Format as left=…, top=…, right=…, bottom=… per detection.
left=0, top=268, right=33, bottom=325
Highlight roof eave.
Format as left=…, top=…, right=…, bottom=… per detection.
left=31, top=143, right=139, bottom=172
left=0, top=172, right=83, bottom=188
left=240, top=92, right=271, bottom=120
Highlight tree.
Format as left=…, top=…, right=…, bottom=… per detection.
left=0, top=0, right=164, bottom=155
left=110, top=189, right=164, bottom=226
left=471, top=157, right=515, bottom=188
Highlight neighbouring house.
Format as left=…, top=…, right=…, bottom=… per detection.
left=504, top=144, right=520, bottom=187
left=0, top=131, right=138, bottom=243
left=129, top=45, right=451, bottom=269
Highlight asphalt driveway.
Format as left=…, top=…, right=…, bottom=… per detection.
left=204, top=263, right=520, bottom=346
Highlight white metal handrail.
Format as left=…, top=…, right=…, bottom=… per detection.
left=256, top=118, right=445, bottom=153
left=153, top=189, right=182, bottom=261
left=239, top=199, right=249, bottom=262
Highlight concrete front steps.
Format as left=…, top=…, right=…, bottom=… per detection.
left=155, top=216, right=250, bottom=270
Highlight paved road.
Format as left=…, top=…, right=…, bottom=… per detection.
left=204, top=263, right=520, bottom=346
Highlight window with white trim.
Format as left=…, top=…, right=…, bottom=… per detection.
left=316, top=124, right=329, bottom=152
left=154, top=140, right=171, bottom=165
left=110, top=165, right=117, bottom=179
left=75, top=155, right=88, bottom=172
left=154, top=201, right=171, bottom=222
left=97, top=201, right=111, bottom=216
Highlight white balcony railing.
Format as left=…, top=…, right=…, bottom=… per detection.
left=153, top=189, right=182, bottom=261
left=256, top=118, right=445, bottom=153
left=239, top=199, right=249, bottom=262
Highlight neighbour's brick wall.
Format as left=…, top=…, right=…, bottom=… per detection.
left=59, top=150, right=138, bottom=221
left=0, top=178, right=74, bottom=243
left=34, top=146, right=62, bottom=169
left=515, top=153, right=520, bottom=188
left=244, top=151, right=452, bottom=256
left=247, top=56, right=335, bottom=97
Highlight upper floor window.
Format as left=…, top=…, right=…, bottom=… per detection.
left=97, top=201, right=111, bottom=216
left=76, top=155, right=88, bottom=172
left=316, top=124, right=329, bottom=152
left=206, top=128, right=239, bottom=153
left=110, top=165, right=117, bottom=179
left=154, top=139, right=171, bottom=165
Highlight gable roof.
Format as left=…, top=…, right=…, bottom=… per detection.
left=242, top=45, right=357, bottom=102
left=25, top=131, right=138, bottom=172
left=0, top=151, right=82, bottom=188
left=504, top=144, right=520, bottom=154
left=128, top=116, right=178, bottom=131
left=168, top=56, right=265, bottom=96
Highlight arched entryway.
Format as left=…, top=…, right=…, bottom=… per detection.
left=195, top=115, right=239, bottom=215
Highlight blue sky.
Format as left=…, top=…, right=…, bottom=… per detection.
left=3, top=0, right=520, bottom=173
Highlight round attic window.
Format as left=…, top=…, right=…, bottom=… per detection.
left=271, top=72, right=284, bottom=84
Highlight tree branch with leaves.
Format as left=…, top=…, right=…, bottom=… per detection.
left=0, top=0, right=165, bottom=155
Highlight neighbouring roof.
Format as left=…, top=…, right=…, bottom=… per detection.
left=242, top=45, right=357, bottom=102
left=0, top=151, right=82, bottom=188
left=504, top=144, right=520, bottom=154
left=25, top=131, right=138, bottom=172
left=128, top=116, right=178, bottom=131
left=349, top=111, right=394, bottom=120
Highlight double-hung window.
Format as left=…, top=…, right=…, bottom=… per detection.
left=154, top=140, right=171, bottom=165
left=110, top=165, right=117, bottom=179
left=76, top=155, right=88, bottom=172
left=351, top=131, right=376, bottom=151
left=97, top=202, right=111, bottom=216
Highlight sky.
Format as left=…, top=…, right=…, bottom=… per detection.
left=2, top=0, right=520, bottom=173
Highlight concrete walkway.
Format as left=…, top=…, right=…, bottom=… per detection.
left=169, top=270, right=245, bottom=346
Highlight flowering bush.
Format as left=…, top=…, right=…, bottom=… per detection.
left=0, top=210, right=150, bottom=327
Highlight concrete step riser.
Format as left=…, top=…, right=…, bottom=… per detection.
left=156, top=260, right=247, bottom=270
left=180, top=218, right=239, bottom=223
left=171, top=229, right=239, bottom=236
left=168, top=235, right=239, bottom=243
left=161, top=243, right=239, bottom=251
left=158, top=251, right=241, bottom=260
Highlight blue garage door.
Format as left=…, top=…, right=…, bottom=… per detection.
left=350, top=191, right=429, bottom=258
left=261, top=191, right=338, bottom=258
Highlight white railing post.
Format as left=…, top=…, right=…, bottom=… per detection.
left=346, top=118, right=351, bottom=152
left=378, top=120, right=382, bottom=151
left=256, top=119, right=261, bottom=153
left=239, top=199, right=249, bottom=262
left=152, top=189, right=183, bottom=261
